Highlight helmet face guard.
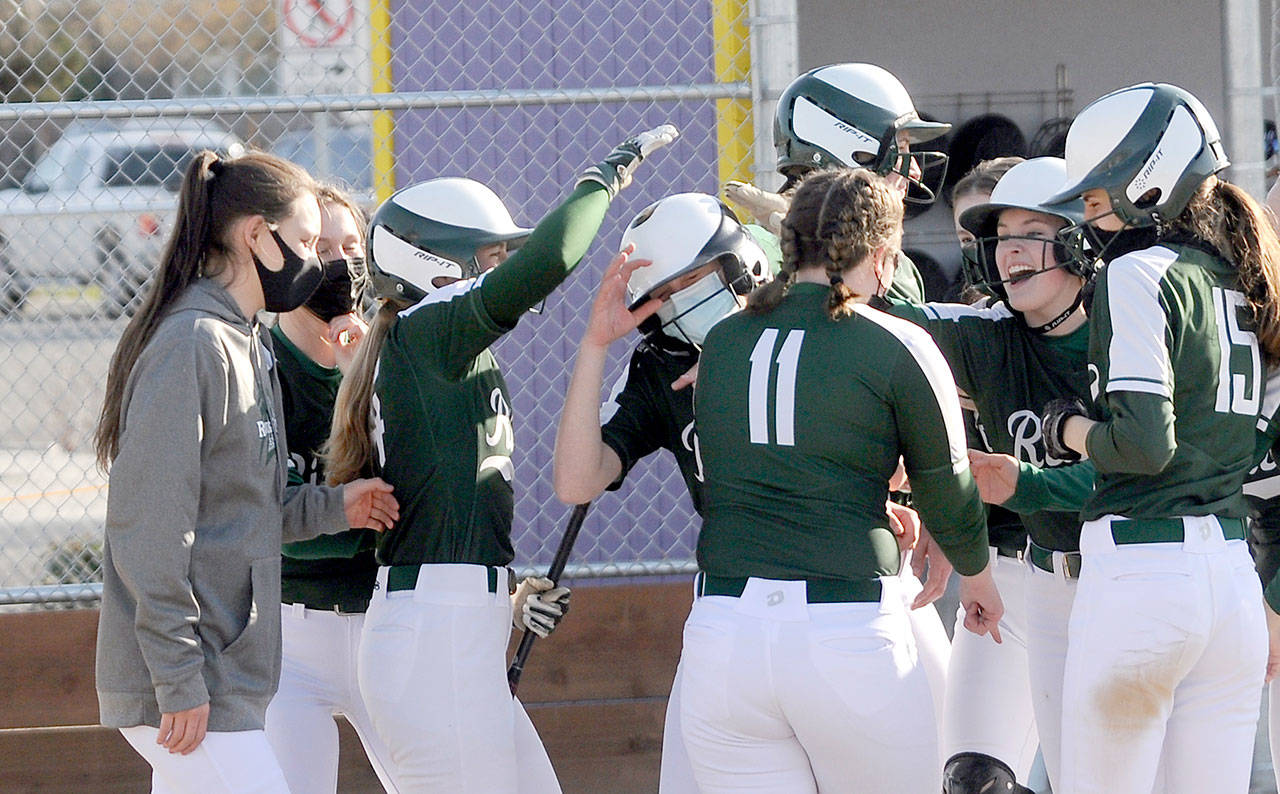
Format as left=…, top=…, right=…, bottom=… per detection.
left=621, top=193, right=770, bottom=347
left=957, top=157, right=1093, bottom=303
left=877, top=134, right=949, bottom=206
left=966, top=228, right=1092, bottom=302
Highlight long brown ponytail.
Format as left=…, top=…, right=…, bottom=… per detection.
left=94, top=150, right=315, bottom=470
left=1170, top=177, right=1280, bottom=362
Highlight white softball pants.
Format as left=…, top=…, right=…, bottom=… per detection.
left=658, top=570, right=950, bottom=794
left=357, top=564, right=561, bottom=794
left=943, top=548, right=1038, bottom=780
left=1024, top=549, right=1077, bottom=791
left=1270, top=679, right=1280, bottom=792
left=678, top=575, right=940, bottom=793
left=1059, top=515, right=1266, bottom=794
left=120, top=726, right=289, bottom=794
left=264, top=604, right=401, bottom=793
left=901, top=564, right=953, bottom=751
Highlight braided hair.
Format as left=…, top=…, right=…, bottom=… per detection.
left=746, top=168, right=903, bottom=320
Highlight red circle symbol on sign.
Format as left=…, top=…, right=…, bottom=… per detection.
left=283, top=0, right=356, bottom=47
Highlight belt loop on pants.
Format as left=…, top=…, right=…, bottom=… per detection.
left=1028, top=541, right=1082, bottom=580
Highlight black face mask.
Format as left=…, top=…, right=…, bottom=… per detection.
left=1088, top=225, right=1161, bottom=264
left=253, top=228, right=324, bottom=313
left=304, top=256, right=364, bottom=321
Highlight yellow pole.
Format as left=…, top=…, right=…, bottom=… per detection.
left=370, top=0, right=395, bottom=202
left=712, top=0, right=752, bottom=211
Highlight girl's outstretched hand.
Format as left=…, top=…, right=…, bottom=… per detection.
left=343, top=478, right=399, bottom=531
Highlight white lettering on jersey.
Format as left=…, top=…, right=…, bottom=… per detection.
left=481, top=387, right=515, bottom=483
left=370, top=362, right=387, bottom=469
left=972, top=412, right=995, bottom=453
left=1007, top=409, right=1073, bottom=468
left=1088, top=363, right=1101, bottom=402
left=680, top=420, right=706, bottom=483
left=1007, top=410, right=1044, bottom=467
left=479, top=455, right=515, bottom=483
left=288, top=451, right=321, bottom=485
left=486, top=388, right=514, bottom=450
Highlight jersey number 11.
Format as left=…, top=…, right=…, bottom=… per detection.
left=748, top=328, right=805, bottom=446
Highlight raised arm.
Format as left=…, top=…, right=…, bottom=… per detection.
left=482, top=125, right=679, bottom=327
left=553, top=248, right=662, bottom=503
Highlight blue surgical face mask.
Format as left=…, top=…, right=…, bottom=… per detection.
left=656, top=272, right=741, bottom=347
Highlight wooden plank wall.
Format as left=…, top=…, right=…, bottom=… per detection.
left=0, top=582, right=692, bottom=793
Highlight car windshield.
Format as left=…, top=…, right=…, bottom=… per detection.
left=103, top=144, right=198, bottom=191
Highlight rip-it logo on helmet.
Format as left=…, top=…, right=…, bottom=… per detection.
left=1127, top=106, right=1203, bottom=204
left=366, top=176, right=532, bottom=304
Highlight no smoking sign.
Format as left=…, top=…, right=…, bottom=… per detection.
left=282, top=0, right=356, bottom=47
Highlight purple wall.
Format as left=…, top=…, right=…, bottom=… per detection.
left=390, top=0, right=729, bottom=569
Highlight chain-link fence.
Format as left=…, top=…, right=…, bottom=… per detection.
left=0, top=0, right=757, bottom=607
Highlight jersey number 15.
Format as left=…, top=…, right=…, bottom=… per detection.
left=1213, top=286, right=1261, bottom=417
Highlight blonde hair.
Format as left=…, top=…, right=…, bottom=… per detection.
left=323, top=300, right=401, bottom=484
left=747, top=168, right=903, bottom=320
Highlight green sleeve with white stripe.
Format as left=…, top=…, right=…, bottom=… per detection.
left=890, top=341, right=989, bottom=576
left=884, top=299, right=979, bottom=396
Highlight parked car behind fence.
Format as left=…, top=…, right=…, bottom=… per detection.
left=0, top=119, right=244, bottom=318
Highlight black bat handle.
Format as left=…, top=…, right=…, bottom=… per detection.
left=508, top=503, right=590, bottom=694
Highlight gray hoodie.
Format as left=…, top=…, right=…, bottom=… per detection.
left=96, top=278, right=347, bottom=732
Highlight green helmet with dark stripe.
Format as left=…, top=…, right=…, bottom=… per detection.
left=1047, top=82, right=1228, bottom=228
left=367, top=177, right=531, bottom=303
left=774, top=63, right=950, bottom=179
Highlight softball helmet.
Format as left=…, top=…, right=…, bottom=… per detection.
left=367, top=177, right=532, bottom=302
left=958, top=157, right=1090, bottom=302
left=622, top=192, right=769, bottom=347
left=1047, top=82, right=1229, bottom=229
left=774, top=63, right=951, bottom=201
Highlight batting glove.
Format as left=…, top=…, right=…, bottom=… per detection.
left=723, top=180, right=790, bottom=225
left=1041, top=397, right=1088, bottom=462
left=512, top=576, right=572, bottom=638
left=577, top=124, right=679, bottom=197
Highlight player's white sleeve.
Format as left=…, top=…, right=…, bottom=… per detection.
left=1104, top=249, right=1177, bottom=397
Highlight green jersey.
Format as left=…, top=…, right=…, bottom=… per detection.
left=271, top=326, right=378, bottom=611
left=372, top=183, right=610, bottom=566
left=695, top=283, right=989, bottom=582
left=600, top=336, right=706, bottom=514
left=1084, top=244, right=1261, bottom=522
left=888, top=299, right=1091, bottom=551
